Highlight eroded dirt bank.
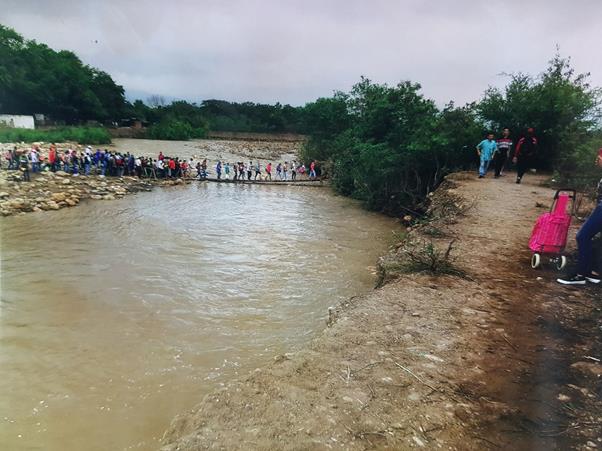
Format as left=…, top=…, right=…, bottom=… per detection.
left=161, top=173, right=601, bottom=450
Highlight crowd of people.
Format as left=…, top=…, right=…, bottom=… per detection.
left=475, top=127, right=538, bottom=184
left=1, top=144, right=320, bottom=182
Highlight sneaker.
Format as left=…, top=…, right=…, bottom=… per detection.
left=478, top=175, right=484, bottom=179
left=557, top=274, right=587, bottom=285
left=516, top=177, right=522, bottom=184
left=585, top=273, right=601, bottom=284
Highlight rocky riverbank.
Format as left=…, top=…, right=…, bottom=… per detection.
left=0, top=170, right=187, bottom=216
left=161, top=173, right=601, bottom=450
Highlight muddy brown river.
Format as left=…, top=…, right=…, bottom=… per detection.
left=0, top=182, right=395, bottom=450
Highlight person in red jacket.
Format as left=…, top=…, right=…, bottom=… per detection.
left=512, top=128, right=538, bottom=184
left=48, top=144, right=57, bottom=172
left=168, top=158, right=176, bottom=178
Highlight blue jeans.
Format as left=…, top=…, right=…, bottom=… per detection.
left=577, top=203, right=602, bottom=275
left=479, top=159, right=490, bottom=176
left=84, top=164, right=90, bottom=175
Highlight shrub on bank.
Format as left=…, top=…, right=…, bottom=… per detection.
left=0, top=126, right=112, bottom=145
left=146, top=119, right=208, bottom=141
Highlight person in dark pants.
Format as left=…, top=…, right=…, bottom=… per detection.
left=558, top=148, right=602, bottom=285
left=513, top=128, right=538, bottom=184
left=19, top=154, right=30, bottom=181
left=494, top=128, right=512, bottom=178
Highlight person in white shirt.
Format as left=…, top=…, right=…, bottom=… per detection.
left=155, top=158, right=165, bottom=177
left=29, top=146, right=40, bottom=173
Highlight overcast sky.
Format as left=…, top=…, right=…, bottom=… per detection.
left=2, top=0, right=601, bottom=106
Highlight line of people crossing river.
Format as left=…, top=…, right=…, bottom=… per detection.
left=2, top=144, right=320, bottom=182
left=213, top=160, right=317, bottom=181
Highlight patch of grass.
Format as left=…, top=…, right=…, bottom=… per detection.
left=0, top=126, right=111, bottom=145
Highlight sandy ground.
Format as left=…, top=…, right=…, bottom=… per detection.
left=161, top=172, right=601, bottom=450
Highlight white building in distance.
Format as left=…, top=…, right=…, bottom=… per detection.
left=0, top=114, right=35, bottom=129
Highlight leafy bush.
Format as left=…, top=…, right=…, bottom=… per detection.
left=479, top=53, right=602, bottom=173
left=302, top=55, right=601, bottom=216
left=146, top=119, right=208, bottom=141
left=0, top=126, right=111, bottom=144
left=301, top=78, right=483, bottom=214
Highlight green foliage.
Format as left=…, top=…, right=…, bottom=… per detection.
left=303, top=55, right=602, bottom=215
left=0, top=126, right=111, bottom=144
left=143, top=101, right=210, bottom=140
left=552, top=130, right=602, bottom=192
left=128, top=98, right=306, bottom=138
left=0, top=25, right=127, bottom=122
left=478, top=53, right=601, bottom=171
left=146, top=117, right=208, bottom=141
left=302, top=95, right=352, bottom=161
left=301, top=77, right=484, bottom=214
left=199, top=99, right=305, bottom=133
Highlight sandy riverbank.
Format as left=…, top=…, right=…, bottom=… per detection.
left=161, top=173, right=601, bottom=450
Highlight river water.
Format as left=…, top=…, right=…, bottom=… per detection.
left=0, top=181, right=395, bottom=450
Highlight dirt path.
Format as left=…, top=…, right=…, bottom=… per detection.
left=161, top=173, right=601, bottom=450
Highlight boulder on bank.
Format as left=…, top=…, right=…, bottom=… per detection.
left=51, top=193, right=67, bottom=202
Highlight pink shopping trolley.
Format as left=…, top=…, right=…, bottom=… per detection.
left=529, top=189, right=576, bottom=270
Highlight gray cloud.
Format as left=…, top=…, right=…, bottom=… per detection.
left=2, top=0, right=601, bottom=106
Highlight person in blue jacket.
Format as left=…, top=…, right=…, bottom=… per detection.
left=476, top=133, right=498, bottom=178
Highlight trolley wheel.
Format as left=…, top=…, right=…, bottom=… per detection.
left=556, top=255, right=567, bottom=271
left=531, top=253, right=541, bottom=269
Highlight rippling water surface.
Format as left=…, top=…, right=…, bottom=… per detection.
left=0, top=182, right=395, bottom=450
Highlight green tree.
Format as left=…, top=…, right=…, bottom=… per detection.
left=478, top=53, right=601, bottom=171
left=302, top=78, right=479, bottom=214
left=0, top=24, right=127, bottom=122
